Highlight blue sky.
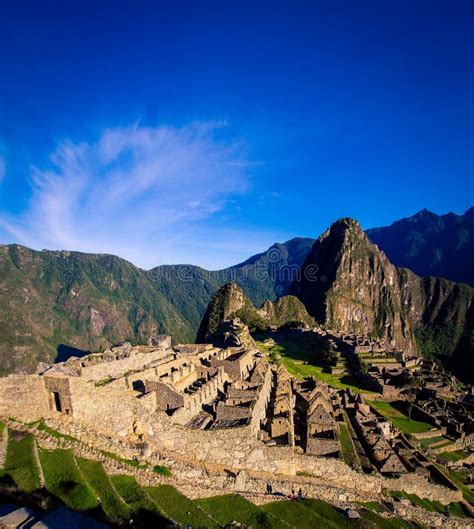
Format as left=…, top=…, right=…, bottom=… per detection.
left=0, top=1, right=473, bottom=268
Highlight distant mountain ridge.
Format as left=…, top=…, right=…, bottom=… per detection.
left=366, top=207, right=474, bottom=286
left=1, top=207, right=473, bottom=377
left=0, top=237, right=315, bottom=374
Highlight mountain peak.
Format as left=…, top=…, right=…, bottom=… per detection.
left=292, top=219, right=415, bottom=353
left=330, top=217, right=362, bottom=232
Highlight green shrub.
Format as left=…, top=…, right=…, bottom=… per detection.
left=152, top=464, right=171, bottom=476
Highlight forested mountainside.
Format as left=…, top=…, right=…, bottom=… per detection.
left=0, top=238, right=315, bottom=374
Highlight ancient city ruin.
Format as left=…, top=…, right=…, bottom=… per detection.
left=1, top=314, right=472, bottom=527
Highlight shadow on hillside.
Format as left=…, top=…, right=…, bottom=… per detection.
left=55, top=344, right=90, bottom=364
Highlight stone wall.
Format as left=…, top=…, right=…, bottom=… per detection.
left=210, top=348, right=255, bottom=380
left=67, top=378, right=141, bottom=437
left=0, top=375, right=50, bottom=420
left=249, top=366, right=272, bottom=434
left=80, top=348, right=173, bottom=381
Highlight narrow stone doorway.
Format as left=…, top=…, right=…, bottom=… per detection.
left=52, top=391, right=62, bottom=412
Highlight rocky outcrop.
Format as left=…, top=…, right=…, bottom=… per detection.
left=196, top=282, right=315, bottom=343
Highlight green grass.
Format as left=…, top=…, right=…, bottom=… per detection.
left=419, top=435, right=447, bottom=447
left=357, top=509, right=412, bottom=528
left=100, top=449, right=148, bottom=469
left=438, top=450, right=469, bottom=463
left=146, top=484, right=219, bottom=529
left=2, top=433, right=41, bottom=492
left=448, top=502, right=470, bottom=518
left=301, top=498, right=353, bottom=525
left=0, top=421, right=4, bottom=436
left=109, top=474, right=170, bottom=527
left=255, top=339, right=374, bottom=394
left=76, top=458, right=132, bottom=522
left=109, top=475, right=155, bottom=512
left=262, top=499, right=338, bottom=529
left=196, top=494, right=287, bottom=529
left=39, top=448, right=99, bottom=511
left=339, top=422, right=359, bottom=468
left=387, top=490, right=444, bottom=513
left=354, top=501, right=384, bottom=512
left=153, top=464, right=171, bottom=476
left=367, top=400, right=433, bottom=434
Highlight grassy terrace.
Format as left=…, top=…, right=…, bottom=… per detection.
left=255, top=337, right=375, bottom=394
left=146, top=484, right=220, bottom=529
left=1, top=433, right=41, bottom=492
left=37, top=421, right=79, bottom=443
left=76, top=457, right=132, bottom=522
left=39, top=448, right=99, bottom=511
left=438, top=450, right=469, bottom=463
left=339, top=421, right=359, bottom=469
left=367, top=400, right=434, bottom=435
left=196, top=494, right=288, bottom=529
left=388, top=490, right=444, bottom=514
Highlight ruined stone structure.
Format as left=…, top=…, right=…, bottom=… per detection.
left=0, top=325, right=468, bottom=510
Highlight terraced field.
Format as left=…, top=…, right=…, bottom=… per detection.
left=0, top=427, right=468, bottom=527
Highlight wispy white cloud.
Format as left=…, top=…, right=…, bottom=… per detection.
left=0, top=122, right=280, bottom=268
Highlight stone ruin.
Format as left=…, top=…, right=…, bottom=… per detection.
left=0, top=320, right=467, bottom=508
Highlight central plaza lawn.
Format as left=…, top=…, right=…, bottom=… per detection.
left=39, top=448, right=99, bottom=511
left=1, top=433, right=41, bottom=492
left=367, top=400, right=433, bottom=434
left=146, top=484, right=219, bottom=529
left=255, top=338, right=374, bottom=394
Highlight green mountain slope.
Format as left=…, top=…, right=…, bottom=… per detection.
left=0, top=245, right=193, bottom=374
left=148, top=237, right=316, bottom=329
